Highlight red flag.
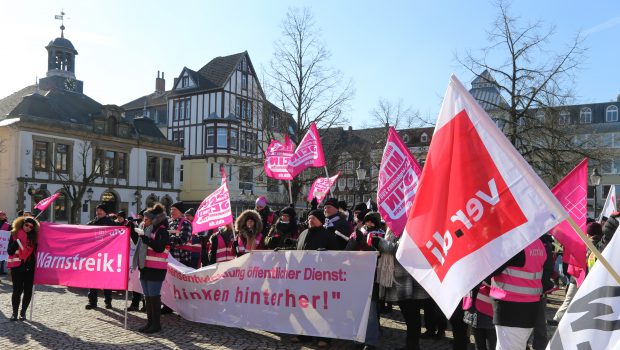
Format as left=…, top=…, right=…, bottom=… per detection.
left=34, top=193, right=60, bottom=212
left=287, top=122, right=326, bottom=178
left=264, top=136, right=296, bottom=180
left=550, top=159, right=588, bottom=268
left=307, top=172, right=341, bottom=203
left=192, top=168, right=233, bottom=232
left=396, top=75, right=568, bottom=316
left=377, top=127, right=422, bottom=236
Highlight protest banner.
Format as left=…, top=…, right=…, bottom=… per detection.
left=192, top=167, right=233, bottom=233
left=34, top=193, right=60, bottom=212
left=599, top=184, right=617, bottom=223
left=307, top=172, right=340, bottom=203
left=0, top=230, right=9, bottom=261
left=265, top=136, right=295, bottom=180
left=129, top=251, right=376, bottom=342
left=550, top=159, right=588, bottom=269
left=547, top=228, right=620, bottom=350
left=377, top=127, right=422, bottom=236
left=287, top=122, right=326, bottom=178
left=396, top=75, right=568, bottom=316
left=34, top=222, right=130, bottom=289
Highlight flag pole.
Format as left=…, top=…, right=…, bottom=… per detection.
left=287, top=180, right=293, bottom=206
left=124, top=289, right=128, bottom=329
left=324, top=166, right=329, bottom=178
left=566, top=217, right=620, bottom=286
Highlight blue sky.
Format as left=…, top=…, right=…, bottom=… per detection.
left=1, top=1, right=619, bottom=128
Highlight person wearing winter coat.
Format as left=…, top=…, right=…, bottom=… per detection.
left=132, top=203, right=170, bottom=334
left=207, top=224, right=236, bottom=265
left=255, top=196, right=275, bottom=237
left=234, top=210, right=264, bottom=255
left=599, top=212, right=620, bottom=252
left=264, top=207, right=298, bottom=249
left=7, top=216, right=39, bottom=321
left=323, top=198, right=353, bottom=250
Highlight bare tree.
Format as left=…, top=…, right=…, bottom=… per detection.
left=266, top=7, right=354, bottom=203
left=457, top=0, right=600, bottom=185
left=370, top=98, right=428, bottom=129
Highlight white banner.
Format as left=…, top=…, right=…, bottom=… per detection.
left=547, top=228, right=620, bottom=349
left=0, top=230, right=9, bottom=261
left=599, top=184, right=616, bottom=223
left=130, top=251, right=377, bottom=342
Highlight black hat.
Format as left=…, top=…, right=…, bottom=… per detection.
left=324, top=198, right=339, bottom=208
left=308, top=209, right=326, bottom=224
left=280, top=207, right=296, bottom=218
left=138, top=209, right=146, bottom=216
left=353, top=203, right=367, bottom=212
left=587, top=222, right=603, bottom=238
left=185, top=208, right=196, bottom=216
left=96, top=204, right=109, bottom=213
left=17, top=210, right=24, bottom=217
left=337, top=200, right=348, bottom=210
left=171, top=201, right=184, bottom=212
left=363, top=212, right=382, bottom=228
left=117, top=210, right=127, bottom=219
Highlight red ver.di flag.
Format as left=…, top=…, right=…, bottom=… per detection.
left=192, top=167, right=233, bottom=232
left=287, top=122, right=326, bottom=178
left=377, top=127, right=422, bottom=236
left=307, top=172, right=341, bottom=203
left=34, top=193, right=60, bottom=212
left=550, top=159, right=588, bottom=268
left=396, top=75, right=568, bottom=316
left=34, top=222, right=130, bottom=289
left=265, top=136, right=296, bottom=180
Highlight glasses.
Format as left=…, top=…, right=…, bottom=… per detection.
left=23, top=223, right=34, bottom=229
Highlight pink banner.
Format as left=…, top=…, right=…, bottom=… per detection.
left=307, top=172, right=340, bottom=203
left=550, top=158, right=588, bottom=268
left=34, top=193, right=60, bottom=211
left=287, top=122, right=326, bottom=178
left=377, top=127, right=422, bottom=236
left=265, top=136, right=295, bottom=180
left=192, top=168, right=233, bottom=232
left=34, top=222, right=130, bottom=289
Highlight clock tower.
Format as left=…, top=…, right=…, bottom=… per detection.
left=39, top=17, right=84, bottom=93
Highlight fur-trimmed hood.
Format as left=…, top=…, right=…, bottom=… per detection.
left=11, top=216, right=40, bottom=235
left=235, top=209, right=263, bottom=240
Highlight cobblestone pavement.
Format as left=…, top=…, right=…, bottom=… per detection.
left=0, top=273, right=565, bottom=349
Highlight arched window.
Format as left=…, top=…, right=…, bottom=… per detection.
left=559, top=111, right=570, bottom=125
left=606, top=105, right=618, bottom=122
left=420, top=133, right=428, bottom=143
left=107, top=116, right=117, bottom=136
left=54, top=191, right=68, bottom=221
left=580, top=108, right=592, bottom=124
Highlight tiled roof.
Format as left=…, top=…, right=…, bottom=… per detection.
left=122, top=90, right=171, bottom=111
left=132, top=117, right=166, bottom=138
left=197, top=52, right=246, bottom=88
left=0, top=85, right=39, bottom=119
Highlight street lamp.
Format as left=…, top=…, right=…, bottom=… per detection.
left=356, top=160, right=367, bottom=204
left=86, top=187, right=94, bottom=201
left=131, top=190, right=142, bottom=206
left=591, top=168, right=602, bottom=218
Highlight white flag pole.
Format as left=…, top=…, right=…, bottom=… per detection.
left=324, top=166, right=329, bottom=178
left=288, top=180, right=293, bottom=206
left=29, top=285, right=35, bottom=321
left=567, top=217, right=620, bottom=285
left=124, top=289, right=128, bottom=329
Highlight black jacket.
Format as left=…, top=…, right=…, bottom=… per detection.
left=265, top=221, right=299, bottom=249
left=325, top=214, right=352, bottom=250
left=139, top=222, right=170, bottom=281
left=87, top=215, right=118, bottom=226
left=296, top=226, right=339, bottom=251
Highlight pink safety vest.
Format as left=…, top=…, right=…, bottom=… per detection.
left=215, top=234, right=235, bottom=262
left=144, top=225, right=169, bottom=270
left=174, top=217, right=201, bottom=253
left=490, top=240, right=546, bottom=303
left=0, top=221, right=9, bottom=231
left=7, top=230, right=33, bottom=269
left=462, top=283, right=493, bottom=317
left=236, top=233, right=262, bottom=255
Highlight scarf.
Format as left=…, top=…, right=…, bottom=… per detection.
left=376, top=229, right=395, bottom=288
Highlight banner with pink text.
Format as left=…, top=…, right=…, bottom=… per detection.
left=130, top=251, right=376, bottom=342
left=0, top=230, right=9, bottom=261
left=307, top=172, right=341, bottom=203
left=34, top=223, right=130, bottom=289
left=264, top=136, right=295, bottom=180
left=192, top=167, right=233, bottom=232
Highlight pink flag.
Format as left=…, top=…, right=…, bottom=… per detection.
left=396, top=75, right=568, bottom=316
left=287, top=122, right=326, bottom=178
left=34, top=222, right=130, bottom=289
left=192, top=167, right=233, bottom=232
left=550, top=158, right=588, bottom=268
left=34, top=193, right=60, bottom=212
left=377, top=127, right=422, bottom=236
left=264, top=136, right=296, bottom=180
left=307, top=172, right=341, bottom=203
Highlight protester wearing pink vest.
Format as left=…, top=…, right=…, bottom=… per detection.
left=208, top=224, right=235, bottom=264
left=7, top=216, right=39, bottom=321
left=234, top=209, right=263, bottom=256
left=490, top=238, right=546, bottom=350
left=463, top=281, right=496, bottom=350
left=133, top=203, right=170, bottom=334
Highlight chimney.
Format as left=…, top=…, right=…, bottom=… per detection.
left=155, top=71, right=165, bottom=93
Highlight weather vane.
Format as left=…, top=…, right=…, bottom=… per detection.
left=54, top=10, right=68, bottom=38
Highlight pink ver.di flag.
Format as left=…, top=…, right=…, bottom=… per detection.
left=192, top=167, right=233, bottom=232
left=34, top=222, right=130, bottom=289
left=287, top=122, right=326, bottom=178
left=550, top=158, right=588, bottom=268
left=377, top=127, right=422, bottom=236
left=307, top=172, right=341, bottom=203
left=265, top=136, right=296, bottom=180
left=34, top=193, right=60, bottom=212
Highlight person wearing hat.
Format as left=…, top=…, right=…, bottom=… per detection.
left=255, top=196, right=275, bottom=237
left=185, top=207, right=208, bottom=268
left=352, top=203, right=369, bottom=230
left=0, top=210, right=10, bottom=275
left=115, top=211, right=144, bottom=312
left=85, top=204, right=118, bottom=310
left=338, top=200, right=353, bottom=223
left=167, top=202, right=193, bottom=267
left=265, top=207, right=299, bottom=249
left=7, top=216, right=39, bottom=320
left=323, top=198, right=353, bottom=250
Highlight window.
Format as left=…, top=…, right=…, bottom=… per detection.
left=97, top=150, right=127, bottom=178
left=235, top=99, right=242, bottom=117
left=580, top=107, right=592, bottom=124
left=117, top=152, right=127, bottom=178
left=172, top=130, right=185, bottom=145
left=242, top=73, right=248, bottom=90
left=420, top=133, right=428, bottom=143
left=559, top=111, right=570, bottom=125
left=217, top=128, right=228, bottom=148
left=107, top=116, right=117, bottom=136
left=55, top=144, right=70, bottom=173
left=606, top=105, right=618, bottom=122
left=147, top=156, right=159, bottom=182
left=104, top=151, right=115, bottom=176
left=54, top=192, right=67, bottom=221
left=173, top=98, right=191, bottom=120
left=238, top=99, right=253, bottom=121
left=229, top=128, right=238, bottom=150
left=162, top=158, right=173, bottom=183
left=402, top=134, right=410, bottom=143
left=206, top=127, right=215, bottom=148
left=239, top=166, right=253, bottom=191
left=241, top=132, right=256, bottom=153
left=347, top=177, right=355, bottom=189
left=535, top=111, right=545, bottom=123
left=338, top=178, right=346, bottom=189
left=181, top=75, right=189, bottom=88
left=34, top=141, right=50, bottom=171
left=269, top=112, right=278, bottom=129
left=180, top=164, right=184, bottom=182
left=601, top=133, right=613, bottom=148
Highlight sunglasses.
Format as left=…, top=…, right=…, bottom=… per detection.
left=24, top=223, right=34, bottom=229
